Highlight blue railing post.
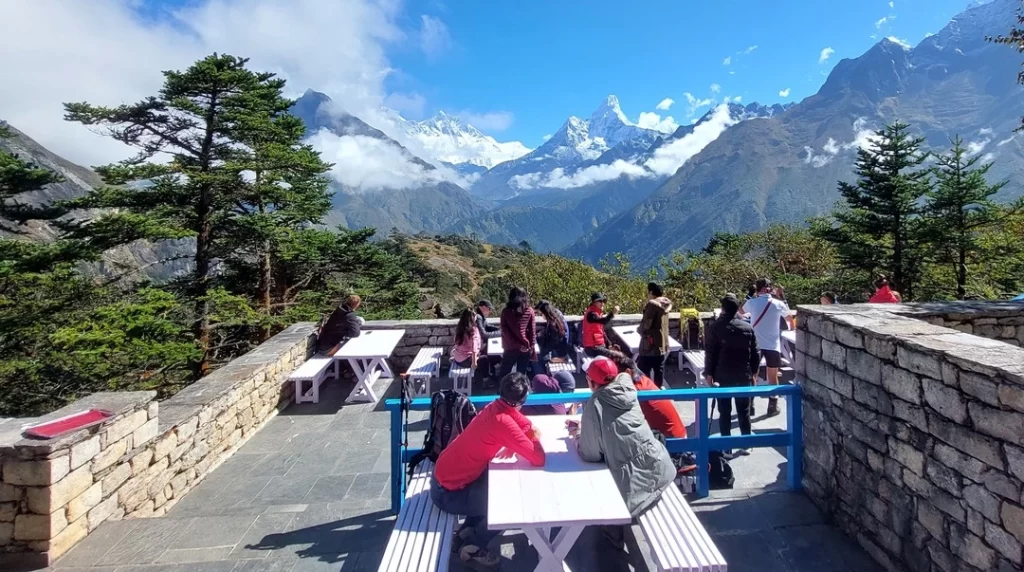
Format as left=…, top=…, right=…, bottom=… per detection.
left=390, top=403, right=403, bottom=514
left=786, top=391, right=803, bottom=491
left=695, top=396, right=710, bottom=498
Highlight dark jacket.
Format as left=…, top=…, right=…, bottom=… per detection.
left=316, top=304, right=361, bottom=353
left=500, top=306, right=537, bottom=357
left=475, top=311, right=500, bottom=345
left=704, top=312, right=760, bottom=386
left=538, top=312, right=571, bottom=359
left=638, top=296, right=672, bottom=356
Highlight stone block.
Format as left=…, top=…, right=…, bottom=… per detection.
left=26, top=464, right=93, bottom=515
left=933, top=442, right=986, bottom=482
left=2, top=457, right=70, bottom=486
left=926, top=461, right=962, bottom=497
left=835, top=325, right=865, bottom=349
left=852, top=420, right=887, bottom=453
left=0, top=522, right=11, bottom=546
left=100, top=409, right=147, bottom=448
left=86, top=494, right=119, bottom=531
left=978, top=324, right=1003, bottom=339
left=897, top=346, right=944, bottom=380
left=15, top=510, right=66, bottom=541
left=918, top=501, right=946, bottom=543
left=833, top=371, right=855, bottom=399
left=969, top=402, right=1024, bottom=446
left=960, top=371, right=1001, bottom=407
left=153, top=433, right=175, bottom=461
left=882, top=364, right=922, bottom=404
left=893, top=400, right=928, bottom=432
left=982, top=469, right=1019, bottom=501
left=999, top=385, right=1024, bottom=414
left=847, top=350, right=883, bottom=385
left=888, top=437, right=924, bottom=475
left=69, top=436, right=101, bottom=470
left=0, top=484, right=17, bottom=503
left=932, top=487, right=966, bottom=523
left=965, top=484, right=1001, bottom=521
left=100, top=463, right=131, bottom=497
left=129, top=448, right=154, bottom=476
left=1003, top=502, right=1024, bottom=544
left=91, top=436, right=129, bottom=473
left=132, top=418, right=159, bottom=447
left=65, top=482, right=102, bottom=524
left=952, top=530, right=996, bottom=570
left=986, top=519, right=1023, bottom=563
left=865, top=335, right=897, bottom=361
left=46, top=515, right=88, bottom=560
left=927, top=540, right=957, bottom=572
left=923, top=376, right=967, bottom=423
left=805, top=333, right=822, bottom=358
left=968, top=508, right=985, bottom=535
left=1008, top=444, right=1024, bottom=482
left=0, top=502, right=14, bottom=523
left=929, top=412, right=1003, bottom=470
left=821, top=339, right=847, bottom=369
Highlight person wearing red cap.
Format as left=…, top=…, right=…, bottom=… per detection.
left=568, top=357, right=675, bottom=547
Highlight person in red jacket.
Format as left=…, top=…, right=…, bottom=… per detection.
left=432, top=373, right=545, bottom=569
left=606, top=351, right=686, bottom=439
left=869, top=274, right=901, bottom=303
left=582, top=292, right=619, bottom=358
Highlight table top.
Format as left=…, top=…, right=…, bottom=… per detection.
left=334, top=329, right=406, bottom=359
left=487, top=415, right=633, bottom=529
left=781, top=330, right=796, bottom=343
left=486, top=337, right=540, bottom=356
left=611, top=325, right=683, bottom=352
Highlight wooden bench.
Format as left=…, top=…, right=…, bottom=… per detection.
left=639, top=484, right=727, bottom=572
left=407, top=347, right=442, bottom=397
left=378, top=461, right=457, bottom=572
left=289, top=356, right=336, bottom=404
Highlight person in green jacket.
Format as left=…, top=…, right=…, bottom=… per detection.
left=568, top=357, right=676, bottom=547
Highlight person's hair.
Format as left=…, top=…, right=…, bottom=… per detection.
left=746, top=285, right=756, bottom=298
left=506, top=286, right=529, bottom=314
left=755, top=278, right=771, bottom=292
left=455, top=309, right=474, bottom=345
left=821, top=291, right=837, bottom=304
left=647, top=282, right=663, bottom=297
left=607, top=350, right=636, bottom=374
left=874, top=274, right=889, bottom=289
left=499, top=372, right=530, bottom=406
left=345, top=294, right=361, bottom=308
left=535, top=300, right=566, bottom=338
left=721, top=297, right=740, bottom=315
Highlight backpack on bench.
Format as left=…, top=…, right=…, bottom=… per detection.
left=407, top=389, right=476, bottom=481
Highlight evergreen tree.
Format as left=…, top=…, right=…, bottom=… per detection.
left=817, top=121, right=931, bottom=300
left=989, top=8, right=1024, bottom=130
left=923, top=136, right=1011, bottom=299
left=62, top=54, right=312, bottom=375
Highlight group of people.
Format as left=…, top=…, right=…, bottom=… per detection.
left=430, top=349, right=687, bottom=569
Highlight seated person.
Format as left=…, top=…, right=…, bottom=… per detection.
left=569, top=358, right=675, bottom=544
left=522, top=374, right=568, bottom=416
left=605, top=351, right=687, bottom=439
left=535, top=300, right=571, bottom=369
left=581, top=293, right=619, bottom=358
left=452, top=309, right=481, bottom=370
left=315, top=294, right=361, bottom=354
left=432, top=373, right=546, bottom=569
left=551, top=370, right=577, bottom=393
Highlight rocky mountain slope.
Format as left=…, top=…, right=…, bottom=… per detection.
left=566, top=0, right=1024, bottom=267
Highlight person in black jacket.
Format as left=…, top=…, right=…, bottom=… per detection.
left=316, top=294, right=363, bottom=354
left=703, top=293, right=760, bottom=451
left=474, top=300, right=501, bottom=384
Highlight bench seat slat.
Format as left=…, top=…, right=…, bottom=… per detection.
left=660, top=486, right=726, bottom=571
left=639, top=484, right=726, bottom=572
left=289, top=357, right=333, bottom=381
left=378, top=461, right=455, bottom=572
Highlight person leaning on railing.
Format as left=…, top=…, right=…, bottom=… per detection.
left=704, top=293, right=760, bottom=455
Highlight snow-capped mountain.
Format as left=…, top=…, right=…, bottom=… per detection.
left=389, top=110, right=530, bottom=170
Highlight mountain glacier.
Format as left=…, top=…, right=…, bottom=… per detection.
left=388, top=109, right=531, bottom=170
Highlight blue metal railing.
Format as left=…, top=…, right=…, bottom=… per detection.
left=384, top=384, right=802, bottom=514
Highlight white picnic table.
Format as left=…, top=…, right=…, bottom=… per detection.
left=334, top=329, right=405, bottom=403
left=781, top=330, right=797, bottom=362
left=488, top=415, right=632, bottom=572
left=611, top=325, right=684, bottom=371
left=486, top=337, right=541, bottom=356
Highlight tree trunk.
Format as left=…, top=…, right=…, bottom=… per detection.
left=192, top=91, right=219, bottom=379
left=957, top=244, right=967, bottom=300
left=257, top=240, right=272, bottom=342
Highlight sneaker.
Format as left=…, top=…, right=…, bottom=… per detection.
left=459, top=544, right=501, bottom=570
left=767, top=399, right=780, bottom=417
left=452, top=525, right=474, bottom=553
left=734, top=448, right=751, bottom=456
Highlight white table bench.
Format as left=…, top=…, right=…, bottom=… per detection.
left=639, top=483, right=727, bottom=571
left=289, top=355, right=337, bottom=404
left=448, top=346, right=474, bottom=396
left=407, top=347, right=441, bottom=397
left=377, top=461, right=457, bottom=572
left=489, top=415, right=632, bottom=572
left=680, top=350, right=707, bottom=386
left=335, top=329, right=406, bottom=404
left=780, top=330, right=796, bottom=363
left=611, top=325, right=685, bottom=372
left=486, top=338, right=540, bottom=374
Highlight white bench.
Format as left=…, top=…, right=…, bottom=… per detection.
left=680, top=350, right=706, bottom=384
left=289, top=356, right=336, bottom=404
left=450, top=362, right=473, bottom=396
left=408, top=347, right=442, bottom=396
left=547, top=360, right=577, bottom=375
left=639, top=484, right=727, bottom=572
left=378, top=461, right=457, bottom=572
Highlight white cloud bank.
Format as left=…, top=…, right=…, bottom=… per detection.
left=779, top=88, right=791, bottom=98
left=637, top=112, right=679, bottom=134
left=656, top=98, right=675, bottom=111
left=819, top=47, right=835, bottom=64
left=803, top=118, right=879, bottom=168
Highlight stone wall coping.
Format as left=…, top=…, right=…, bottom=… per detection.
left=0, top=391, right=155, bottom=454
left=365, top=311, right=716, bottom=328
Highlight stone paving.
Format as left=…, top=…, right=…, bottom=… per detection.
left=48, top=367, right=882, bottom=572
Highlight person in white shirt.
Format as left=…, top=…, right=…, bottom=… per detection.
left=739, top=278, right=790, bottom=417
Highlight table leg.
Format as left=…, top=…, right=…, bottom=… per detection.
left=345, top=358, right=382, bottom=403
left=524, top=526, right=582, bottom=572
left=379, top=359, right=394, bottom=379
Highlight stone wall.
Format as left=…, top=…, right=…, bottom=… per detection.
left=0, top=323, right=315, bottom=568
left=798, top=302, right=1024, bottom=572
left=892, top=301, right=1024, bottom=347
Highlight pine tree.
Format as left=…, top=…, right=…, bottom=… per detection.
left=819, top=121, right=931, bottom=300
left=924, top=137, right=1015, bottom=299
left=62, top=54, right=310, bottom=375
left=989, top=8, right=1024, bottom=130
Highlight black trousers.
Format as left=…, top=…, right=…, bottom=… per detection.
left=583, top=346, right=613, bottom=359
left=499, top=350, right=531, bottom=378
left=636, top=354, right=667, bottom=388
left=717, top=392, right=751, bottom=437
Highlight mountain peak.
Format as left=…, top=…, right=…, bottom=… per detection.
left=590, top=94, right=629, bottom=126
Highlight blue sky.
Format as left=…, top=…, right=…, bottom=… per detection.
left=382, top=0, right=976, bottom=145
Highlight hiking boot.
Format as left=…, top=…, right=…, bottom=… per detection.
left=452, top=525, right=475, bottom=553
left=766, top=399, right=780, bottom=417
left=748, top=400, right=756, bottom=417
left=459, top=544, right=501, bottom=570
left=734, top=448, right=751, bottom=456
left=599, top=525, right=626, bottom=551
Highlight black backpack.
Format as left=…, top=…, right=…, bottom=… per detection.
left=708, top=451, right=735, bottom=489
left=408, top=390, right=476, bottom=478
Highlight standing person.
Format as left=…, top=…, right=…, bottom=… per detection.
left=499, top=287, right=537, bottom=378
left=474, top=300, right=500, bottom=385
left=569, top=358, right=675, bottom=547
left=452, top=309, right=481, bottom=372
left=315, top=294, right=362, bottom=354
left=704, top=294, right=760, bottom=453
left=741, top=278, right=790, bottom=417
left=535, top=300, right=571, bottom=372
left=433, top=373, right=546, bottom=569
left=582, top=293, right=619, bottom=358
left=869, top=275, right=901, bottom=303
left=820, top=292, right=837, bottom=305
left=636, top=282, right=672, bottom=388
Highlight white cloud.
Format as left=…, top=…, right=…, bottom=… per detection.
left=889, top=1, right=894, bottom=7
left=384, top=92, right=427, bottom=118
left=887, top=36, right=911, bottom=49
left=779, top=88, right=791, bottom=98
left=802, top=119, right=881, bottom=168
left=997, top=135, right=1015, bottom=146
left=308, top=130, right=445, bottom=191
left=683, top=92, right=715, bottom=117
left=644, top=104, right=739, bottom=176
left=655, top=98, right=675, bottom=111
left=710, top=83, right=721, bottom=94
left=419, top=14, right=451, bottom=58
left=740, top=45, right=758, bottom=55
left=819, top=47, right=835, bottom=64
left=979, top=128, right=994, bottom=136
left=456, top=110, right=514, bottom=132
left=875, top=16, right=888, bottom=29
left=542, top=134, right=552, bottom=141
left=510, top=160, right=650, bottom=191
left=981, top=152, right=996, bottom=163
left=966, top=137, right=991, bottom=156
left=733, top=96, right=743, bottom=103
left=637, top=111, right=679, bottom=134
left=722, top=56, right=732, bottom=66
left=823, top=138, right=840, bottom=155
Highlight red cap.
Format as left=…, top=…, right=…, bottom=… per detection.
left=586, top=358, right=618, bottom=386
